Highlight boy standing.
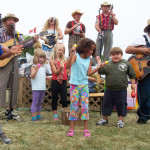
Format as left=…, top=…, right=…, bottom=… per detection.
left=96, top=47, right=136, bottom=128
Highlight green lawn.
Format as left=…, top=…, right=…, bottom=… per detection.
left=0, top=109, right=150, bottom=150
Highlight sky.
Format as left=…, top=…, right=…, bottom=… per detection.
left=1, top=0, right=150, bottom=59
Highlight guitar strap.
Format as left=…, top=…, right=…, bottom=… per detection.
left=3, top=31, right=20, bottom=42
left=3, top=32, right=7, bottom=41
left=15, top=31, right=20, bottom=42
left=143, top=35, right=150, bottom=47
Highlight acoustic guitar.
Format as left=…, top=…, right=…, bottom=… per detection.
left=128, top=53, right=150, bottom=80
left=0, top=31, right=48, bottom=68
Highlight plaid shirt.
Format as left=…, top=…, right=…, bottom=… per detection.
left=0, top=28, right=34, bottom=49
left=96, top=12, right=115, bottom=30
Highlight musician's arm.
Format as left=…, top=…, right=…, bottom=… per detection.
left=126, top=46, right=150, bottom=55
left=0, top=46, right=13, bottom=60
left=64, top=27, right=74, bottom=35
left=110, top=11, right=118, bottom=25
left=95, top=18, right=101, bottom=33
left=112, top=15, right=118, bottom=25
left=57, top=28, right=63, bottom=40
left=0, top=51, right=11, bottom=60
left=19, top=35, right=38, bottom=49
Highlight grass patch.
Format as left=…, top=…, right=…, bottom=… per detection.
left=0, top=110, right=150, bottom=150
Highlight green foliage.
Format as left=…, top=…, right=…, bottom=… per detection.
left=20, top=35, right=34, bottom=57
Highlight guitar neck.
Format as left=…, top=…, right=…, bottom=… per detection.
left=19, top=37, right=34, bottom=46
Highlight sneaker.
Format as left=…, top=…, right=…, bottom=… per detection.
left=5, top=110, right=20, bottom=120
left=117, top=120, right=124, bottom=128
left=137, top=118, right=147, bottom=124
left=0, top=132, right=11, bottom=144
left=96, top=118, right=108, bottom=125
left=32, top=116, right=37, bottom=121
left=53, top=114, right=59, bottom=120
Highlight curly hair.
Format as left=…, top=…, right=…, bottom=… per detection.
left=50, top=43, right=66, bottom=63
left=76, top=38, right=96, bottom=57
left=33, top=48, right=47, bottom=65
left=41, top=17, right=60, bottom=32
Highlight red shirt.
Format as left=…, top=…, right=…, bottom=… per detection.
left=52, top=61, right=67, bottom=80
left=97, top=12, right=115, bottom=30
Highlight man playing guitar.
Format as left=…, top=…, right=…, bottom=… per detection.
left=0, top=13, right=38, bottom=119
left=0, top=44, right=23, bottom=144
left=126, top=19, right=150, bottom=124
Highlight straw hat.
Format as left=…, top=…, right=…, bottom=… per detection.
left=2, top=13, right=19, bottom=22
left=144, top=18, right=150, bottom=33
left=72, top=9, right=84, bottom=18
left=101, top=1, right=111, bottom=7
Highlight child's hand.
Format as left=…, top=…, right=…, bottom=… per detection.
left=70, top=44, right=77, bottom=56
left=131, top=84, right=136, bottom=91
left=37, top=63, right=41, bottom=69
left=95, top=56, right=101, bottom=67
left=46, top=76, right=51, bottom=80
left=60, top=63, right=64, bottom=70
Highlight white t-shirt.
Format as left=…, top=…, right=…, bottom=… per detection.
left=31, top=64, right=49, bottom=90
left=130, top=34, right=150, bottom=46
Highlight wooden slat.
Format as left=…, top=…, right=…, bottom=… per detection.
left=89, top=93, right=104, bottom=97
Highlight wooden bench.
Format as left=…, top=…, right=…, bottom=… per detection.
left=88, top=73, right=104, bottom=114
left=89, top=93, right=104, bottom=115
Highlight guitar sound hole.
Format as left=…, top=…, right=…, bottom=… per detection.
left=147, top=61, right=150, bottom=67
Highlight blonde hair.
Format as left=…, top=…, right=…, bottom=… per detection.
left=33, top=48, right=47, bottom=65
left=50, top=43, right=66, bottom=63
left=41, top=17, right=60, bottom=32
left=34, top=40, right=42, bottom=49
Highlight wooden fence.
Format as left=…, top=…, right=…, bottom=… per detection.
left=18, top=77, right=103, bottom=111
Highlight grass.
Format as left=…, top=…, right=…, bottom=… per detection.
left=0, top=109, right=150, bottom=150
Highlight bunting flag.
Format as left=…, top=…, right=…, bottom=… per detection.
left=29, top=27, right=36, bottom=34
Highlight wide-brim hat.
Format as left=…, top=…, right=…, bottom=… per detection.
left=101, top=1, right=111, bottom=7
left=72, top=9, right=84, bottom=19
left=144, top=19, right=150, bottom=33
left=2, top=13, right=19, bottom=22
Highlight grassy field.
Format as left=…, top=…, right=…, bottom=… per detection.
left=0, top=109, right=150, bottom=150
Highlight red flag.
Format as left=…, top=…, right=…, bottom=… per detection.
left=29, top=27, right=36, bottom=34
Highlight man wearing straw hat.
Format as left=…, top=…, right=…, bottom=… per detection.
left=64, top=9, right=85, bottom=56
left=126, top=19, right=150, bottom=124
left=95, top=1, right=118, bottom=61
left=0, top=13, right=39, bottom=119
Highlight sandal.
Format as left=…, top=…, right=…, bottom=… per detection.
left=67, top=129, right=74, bottom=137
left=84, top=130, right=91, bottom=137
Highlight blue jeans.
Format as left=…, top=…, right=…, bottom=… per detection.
left=137, top=75, right=150, bottom=121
